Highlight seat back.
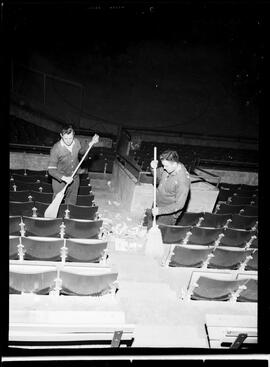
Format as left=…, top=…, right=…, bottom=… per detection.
left=9, top=190, right=32, bottom=202
left=9, top=201, right=34, bottom=217
left=22, top=216, right=63, bottom=237
left=30, top=191, right=54, bottom=203
left=227, top=214, right=258, bottom=230
left=65, top=238, right=107, bottom=262
left=176, top=212, right=204, bottom=226
left=158, top=224, right=192, bottom=244
left=187, top=227, right=223, bottom=246
left=200, top=213, right=231, bottom=228
left=21, top=236, right=64, bottom=261
left=63, top=218, right=103, bottom=239
left=219, top=228, right=254, bottom=248
left=9, top=216, right=22, bottom=235
left=76, top=194, right=95, bottom=206
left=67, top=204, right=98, bottom=220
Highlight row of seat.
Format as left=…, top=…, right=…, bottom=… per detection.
left=164, top=244, right=257, bottom=271
left=10, top=236, right=107, bottom=263
left=183, top=271, right=257, bottom=302
left=159, top=224, right=257, bottom=249
left=10, top=201, right=98, bottom=219
left=10, top=191, right=95, bottom=206
left=214, top=203, right=258, bottom=216
left=10, top=262, right=118, bottom=296
left=176, top=211, right=258, bottom=230
left=10, top=216, right=103, bottom=239
left=10, top=181, right=93, bottom=194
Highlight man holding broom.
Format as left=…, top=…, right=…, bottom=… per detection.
left=147, top=149, right=191, bottom=227
left=48, top=125, right=98, bottom=205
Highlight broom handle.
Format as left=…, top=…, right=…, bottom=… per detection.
left=70, top=134, right=99, bottom=179
left=153, top=146, right=157, bottom=226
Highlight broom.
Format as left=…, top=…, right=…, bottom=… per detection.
left=44, top=134, right=99, bottom=218
left=144, top=146, right=164, bottom=258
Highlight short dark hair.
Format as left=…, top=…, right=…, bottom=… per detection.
left=160, top=150, right=179, bottom=162
left=60, top=125, right=74, bottom=136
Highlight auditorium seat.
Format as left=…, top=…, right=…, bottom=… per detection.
left=30, top=191, right=54, bottom=203
left=80, top=178, right=91, bottom=187
left=187, top=274, right=249, bottom=301
left=219, top=183, right=242, bottom=191
left=9, top=265, right=57, bottom=294
left=78, top=186, right=92, bottom=195
left=186, top=227, right=223, bottom=246
left=21, top=236, right=64, bottom=261
left=21, top=216, right=63, bottom=237
left=228, top=196, right=256, bottom=206
left=9, top=190, right=32, bottom=202
left=199, top=213, right=231, bottom=228
left=11, top=173, right=41, bottom=183
left=167, top=245, right=214, bottom=268
left=226, top=214, right=258, bottom=231
left=66, top=204, right=98, bottom=220
left=65, top=238, right=107, bottom=263
left=240, top=205, right=258, bottom=217
left=38, top=182, right=53, bottom=193
left=240, top=184, right=258, bottom=192
left=11, top=181, right=45, bottom=192
left=32, top=202, right=68, bottom=218
left=215, top=203, right=244, bottom=215
left=9, top=201, right=34, bottom=217
left=219, top=228, right=255, bottom=248
left=218, top=188, right=233, bottom=202
left=176, top=212, right=204, bottom=226
left=76, top=194, right=95, bottom=206
left=9, top=216, right=22, bottom=236
left=10, top=169, right=27, bottom=176
left=158, top=224, right=192, bottom=244
left=232, top=190, right=257, bottom=198
left=236, top=278, right=258, bottom=303
left=59, top=269, right=118, bottom=296
left=26, top=169, right=49, bottom=177
left=207, top=247, right=253, bottom=270
left=9, top=236, right=21, bottom=260
left=245, top=250, right=258, bottom=271
left=63, top=218, right=103, bottom=239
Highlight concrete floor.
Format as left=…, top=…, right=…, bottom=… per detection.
left=90, top=174, right=257, bottom=349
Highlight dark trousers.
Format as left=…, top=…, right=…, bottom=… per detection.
left=52, top=175, right=80, bottom=205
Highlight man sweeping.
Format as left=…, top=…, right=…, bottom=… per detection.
left=145, top=149, right=191, bottom=228
left=144, top=149, right=190, bottom=261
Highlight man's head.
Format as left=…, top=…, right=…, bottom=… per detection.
left=60, top=125, right=75, bottom=146
left=160, top=150, right=179, bottom=173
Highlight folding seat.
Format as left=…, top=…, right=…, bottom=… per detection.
left=38, top=182, right=53, bottom=193
left=200, top=213, right=231, bottom=229
left=21, top=216, right=63, bottom=237
left=66, top=204, right=98, bottom=220
left=76, top=194, right=95, bottom=206
left=227, top=196, right=255, bottom=206
left=219, top=228, right=255, bottom=248
left=220, top=183, right=242, bottom=191
left=78, top=185, right=92, bottom=196
left=240, top=184, right=258, bottom=192
left=245, top=250, right=258, bottom=271
left=9, top=236, right=21, bottom=259
left=21, top=236, right=64, bottom=261
left=232, top=190, right=257, bottom=198
left=207, top=247, right=253, bottom=270
left=9, top=216, right=22, bottom=236
left=176, top=212, right=204, bottom=226
left=158, top=224, right=192, bottom=244
left=189, top=276, right=249, bottom=301
left=237, top=278, right=258, bottom=302
left=80, top=178, right=91, bottom=187
left=11, top=173, right=39, bottom=183
left=9, top=266, right=57, bottom=294
left=186, top=226, right=223, bottom=246
left=218, top=188, right=234, bottom=203
left=65, top=238, right=107, bottom=262
left=9, top=201, right=35, bottom=217
left=215, top=203, right=244, bottom=215
left=240, top=205, right=258, bottom=217
left=30, top=191, right=54, bottom=204
left=9, top=190, right=32, bottom=202
left=63, top=218, right=103, bottom=239
left=226, top=214, right=258, bottom=231
left=79, top=173, right=90, bottom=181
left=10, top=169, right=27, bottom=176
left=59, top=269, right=118, bottom=296
left=26, top=169, right=48, bottom=177
left=167, top=245, right=214, bottom=268
left=12, top=181, right=43, bottom=192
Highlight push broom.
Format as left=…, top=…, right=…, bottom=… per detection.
left=44, top=134, right=99, bottom=218
left=145, top=146, right=164, bottom=258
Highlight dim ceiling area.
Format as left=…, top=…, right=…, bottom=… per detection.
left=5, top=1, right=265, bottom=140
